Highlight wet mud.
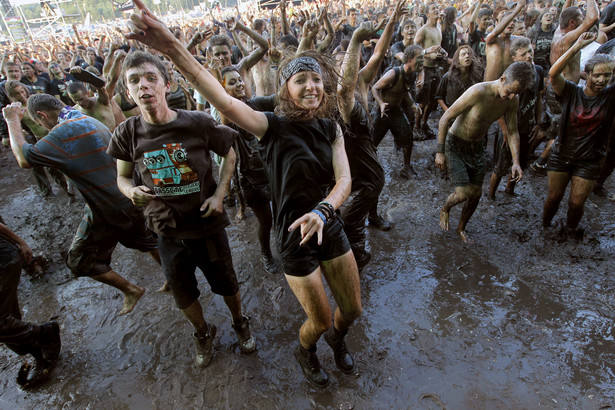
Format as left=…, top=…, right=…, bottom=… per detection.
left=1, top=118, right=614, bottom=408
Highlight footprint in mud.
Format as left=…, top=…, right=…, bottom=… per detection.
left=419, top=393, right=447, bottom=409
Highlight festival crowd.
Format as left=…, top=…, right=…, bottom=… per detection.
left=1, top=0, right=614, bottom=388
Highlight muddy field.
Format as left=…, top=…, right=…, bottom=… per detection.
left=1, top=122, right=614, bottom=409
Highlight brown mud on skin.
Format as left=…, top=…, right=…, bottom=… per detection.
left=1, top=113, right=614, bottom=408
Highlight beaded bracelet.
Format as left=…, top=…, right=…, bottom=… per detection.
left=436, top=143, right=445, bottom=154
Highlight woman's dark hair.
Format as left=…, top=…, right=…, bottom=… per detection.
left=442, top=7, right=457, bottom=29
left=585, top=53, right=614, bottom=74
left=448, top=45, right=484, bottom=89
left=274, top=50, right=339, bottom=122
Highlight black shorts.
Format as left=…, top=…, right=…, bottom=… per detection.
left=281, top=215, right=351, bottom=277
left=546, top=153, right=603, bottom=180
left=417, top=65, right=442, bottom=106
left=445, top=133, right=486, bottom=187
left=158, top=230, right=239, bottom=309
left=67, top=205, right=158, bottom=277
left=493, top=131, right=531, bottom=178
left=241, top=182, right=271, bottom=208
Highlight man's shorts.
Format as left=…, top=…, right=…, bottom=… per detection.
left=544, top=83, right=562, bottom=140
left=158, top=229, right=239, bottom=309
left=547, top=153, right=603, bottom=181
left=493, top=131, right=531, bottom=178
left=281, top=214, right=351, bottom=277
left=240, top=181, right=271, bottom=208
left=417, top=65, right=442, bottom=107
left=445, top=132, right=486, bottom=187
left=67, top=205, right=158, bottom=277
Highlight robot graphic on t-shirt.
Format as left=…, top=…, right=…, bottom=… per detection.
left=143, top=143, right=200, bottom=196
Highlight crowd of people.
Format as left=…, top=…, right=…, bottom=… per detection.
left=1, top=0, right=614, bottom=389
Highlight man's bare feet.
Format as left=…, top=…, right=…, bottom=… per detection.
left=439, top=209, right=450, bottom=230
left=234, top=209, right=245, bottom=222
left=119, top=286, right=145, bottom=316
left=157, top=282, right=170, bottom=292
left=457, top=229, right=473, bottom=244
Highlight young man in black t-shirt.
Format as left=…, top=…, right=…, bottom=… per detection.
left=108, top=51, right=256, bottom=368
left=543, top=33, right=615, bottom=233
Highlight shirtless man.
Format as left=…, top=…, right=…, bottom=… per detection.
left=414, top=1, right=446, bottom=139
left=531, top=0, right=599, bottom=172
left=372, top=45, right=439, bottom=178
left=67, top=67, right=126, bottom=132
left=435, top=62, right=535, bottom=242
left=484, top=0, right=526, bottom=81
left=208, top=18, right=268, bottom=99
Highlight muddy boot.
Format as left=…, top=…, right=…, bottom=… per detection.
left=368, top=214, right=391, bottom=231
left=261, top=254, right=279, bottom=274
left=421, top=123, right=436, bottom=140
left=352, top=248, right=371, bottom=273
left=232, top=316, right=256, bottom=353
left=192, top=324, right=217, bottom=368
left=324, top=327, right=354, bottom=373
left=294, top=344, right=329, bottom=387
left=39, top=322, right=61, bottom=362
left=16, top=344, right=56, bottom=389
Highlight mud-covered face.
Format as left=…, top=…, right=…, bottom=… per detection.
left=348, top=11, right=359, bottom=26
left=478, top=15, right=493, bottom=30
left=459, top=48, right=472, bottom=67
left=21, top=64, right=35, bottom=79
left=125, top=63, right=170, bottom=113
left=512, top=45, right=534, bottom=64
left=403, top=23, right=417, bottom=41
left=498, top=79, right=522, bottom=99
left=541, top=12, right=554, bottom=26
left=211, top=45, right=232, bottom=67
left=587, top=63, right=613, bottom=93
left=408, top=54, right=424, bottom=73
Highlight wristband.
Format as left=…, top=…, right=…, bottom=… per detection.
left=318, top=201, right=335, bottom=218
left=436, top=143, right=445, bottom=154
left=311, top=209, right=327, bottom=224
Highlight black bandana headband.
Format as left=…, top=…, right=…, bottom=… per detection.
left=280, top=56, right=322, bottom=85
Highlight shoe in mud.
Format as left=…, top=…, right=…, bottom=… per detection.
left=40, top=322, right=61, bottom=362
left=324, top=327, right=355, bottom=373
left=294, top=344, right=329, bottom=388
left=354, top=249, right=371, bottom=272
left=232, top=316, right=256, bottom=353
left=261, top=255, right=279, bottom=274
left=530, top=158, right=547, bottom=175
left=193, top=324, right=217, bottom=368
left=16, top=357, right=56, bottom=389
left=421, top=124, right=436, bottom=140
left=368, top=215, right=391, bottom=231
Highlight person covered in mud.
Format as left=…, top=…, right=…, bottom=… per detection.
left=67, top=67, right=126, bottom=133
left=2, top=94, right=160, bottom=317
left=435, top=61, right=535, bottom=243
left=435, top=45, right=484, bottom=111
left=0, top=222, right=61, bottom=389
left=337, top=1, right=406, bottom=270
left=542, top=33, right=615, bottom=234
left=107, top=51, right=256, bottom=368
left=216, top=66, right=277, bottom=274
left=488, top=37, right=545, bottom=200
left=372, top=44, right=436, bottom=179
left=4, top=80, right=75, bottom=201
left=124, top=1, right=362, bottom=387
